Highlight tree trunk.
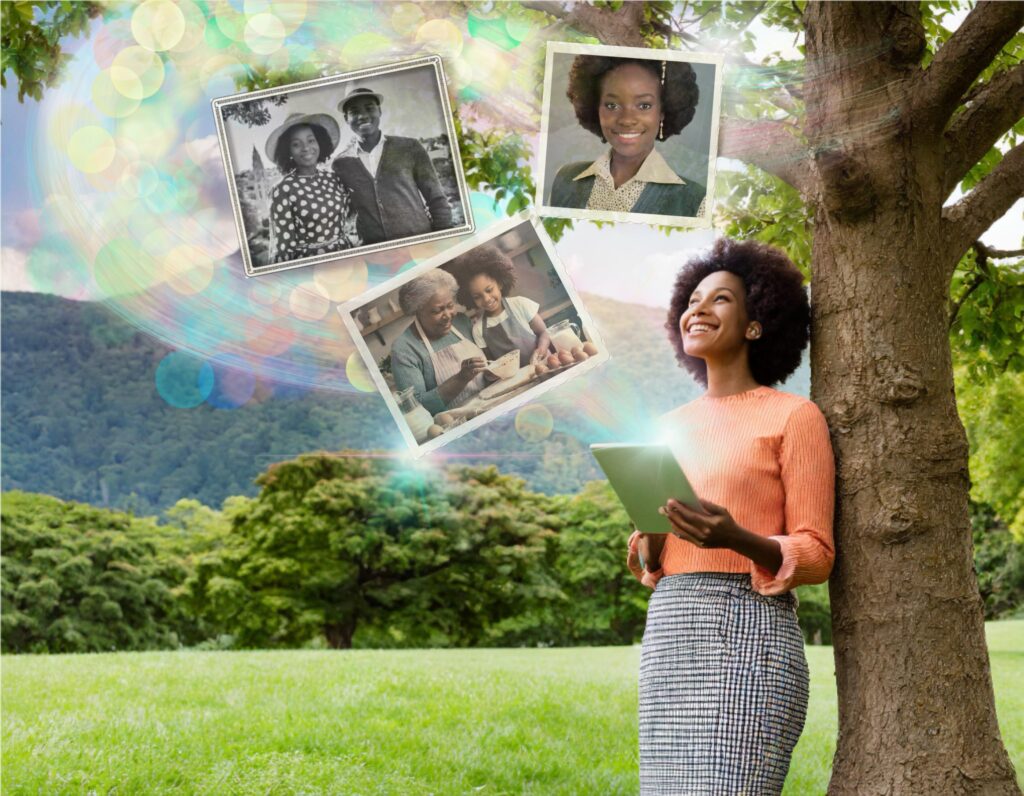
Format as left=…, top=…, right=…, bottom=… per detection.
left=324, top=617, right=356, bottom=650
left=803, top=3, right=1019, bottom=793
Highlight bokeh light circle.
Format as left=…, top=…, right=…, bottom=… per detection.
left=244, top=13, right=286, bottom=55
left=392, top=3, right=424, bottom=36
left=132, top=0, right=187, bottom=52
left=288, top=284, right=332, bottom=321
left=206, top=355, right=256, bottom=408
left=515, top=404, right=554, bottom=442
left=415, top=19, right=463, bottom=58
left=346, top=352, right=377, bottom=393
left=165, top=244, right=215, bottom=295
left=111, top=46, right=165, bottom=99
left=312, top=260, right=369, bottom=302
left=92, top=70, right=142, bottom=118
left=93, top=238, right=160, bottom=297
left=67, top=127, right=117, bottom=174
left=155, top=352, right=215, bottom=408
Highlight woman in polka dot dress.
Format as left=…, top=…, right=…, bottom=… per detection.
left=266, top=112, right=353, bottom=263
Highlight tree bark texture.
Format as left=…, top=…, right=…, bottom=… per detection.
left=803, top=3, right=1021, bottom=793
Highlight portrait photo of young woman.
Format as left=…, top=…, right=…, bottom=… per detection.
left=538, top=43, right=723, bottom=229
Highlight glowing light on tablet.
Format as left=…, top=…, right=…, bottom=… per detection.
left=245, top=13, right=286, bottom=55
left=111, top=46, right=165, bottom=99
left=156, top=352, right=215, bottom=408
left=312, top=260, right=369, bottom=302
left=515, top=404, right=554, bottom=442
left=415, top=19, right=463, bottom=58
left=92, top=70, right=141, bottom=118
left=346, top=353, right=377, bottom=393
left=132, top=0, right=187, bottom=52
left=288, top=283, right=331, bottom=320
left=68, top=126, right=117, bottom=173
left=206, top=355, right=256, bottom=408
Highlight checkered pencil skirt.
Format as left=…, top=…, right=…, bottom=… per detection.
left=639, top=573, right=809, bottom=796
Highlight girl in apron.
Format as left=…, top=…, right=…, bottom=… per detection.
left=447, top=245, right=553, bottom=367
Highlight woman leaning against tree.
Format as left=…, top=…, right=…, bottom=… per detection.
left=628, top=237, right=835, bottom=795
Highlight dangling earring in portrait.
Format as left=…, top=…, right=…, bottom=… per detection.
left=659, top=60, right=667, bottom=141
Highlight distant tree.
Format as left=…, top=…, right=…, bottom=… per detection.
left=220, top=95, right=289, bottom=128
left=0, top=492, right=190, bottom=653
left=0, top=1, right=103, bottom=102
left=182, top=453, right=561, bottom=649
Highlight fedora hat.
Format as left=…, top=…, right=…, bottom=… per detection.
left=264, top=112, right=341, bottom=161
left=339, top=85, right=384, bottom=113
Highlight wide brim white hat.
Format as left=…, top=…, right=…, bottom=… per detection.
left=264, top=112, right=341, bottom=161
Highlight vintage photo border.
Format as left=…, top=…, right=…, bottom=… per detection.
left=212, top=54, right=475, bottom=278
left=535, top=42, right=724, bottom=229
left=338, top=211, right=610, bottom=457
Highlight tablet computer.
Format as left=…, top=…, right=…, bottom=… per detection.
left=590, top=443, right=699, bottom=534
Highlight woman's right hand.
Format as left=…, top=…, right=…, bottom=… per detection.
left=628, top=530, right=664, bottom=589
left=458, top=356, right=487, bottom=381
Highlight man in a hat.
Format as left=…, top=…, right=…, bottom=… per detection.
left=333, top=85, right=453, bottom=245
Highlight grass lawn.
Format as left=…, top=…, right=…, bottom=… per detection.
left=3, top=621, right=1021, bottom=795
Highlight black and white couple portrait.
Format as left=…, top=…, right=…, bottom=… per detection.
left=214, top=56, right=473, bottom=276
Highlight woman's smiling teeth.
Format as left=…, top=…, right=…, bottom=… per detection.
left=687, top=323, right=716, bottom=334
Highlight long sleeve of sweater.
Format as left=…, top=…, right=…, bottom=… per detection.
left=641, top=386, right=835, bottom=595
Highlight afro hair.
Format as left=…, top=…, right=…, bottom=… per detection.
left=665, top=238, right=810, bottom=387
left=444, top=245, right=518, bottom=309
left=566, top=56, right=699, bottom=142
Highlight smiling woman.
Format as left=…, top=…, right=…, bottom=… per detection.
left=625, top=237, right=832, bottom=795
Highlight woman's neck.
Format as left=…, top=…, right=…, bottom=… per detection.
left=703, top=355, right=760, bottom=398
left=295, top=165, right=317, bottom=176
left=609, top=146, right=652, bottom=189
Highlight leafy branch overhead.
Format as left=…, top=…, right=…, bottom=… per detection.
left=0, top=1, right=103, bottom=102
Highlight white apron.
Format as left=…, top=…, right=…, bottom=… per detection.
left=415, top=319, right=488, bottom=408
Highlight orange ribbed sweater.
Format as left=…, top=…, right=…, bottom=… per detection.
left=653, top=385, right=835, bottom=595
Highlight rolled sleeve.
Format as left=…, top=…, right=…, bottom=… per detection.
left=751, top=401, right=836, bottom=595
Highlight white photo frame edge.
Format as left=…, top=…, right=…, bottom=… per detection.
left=535, top=41, right=725, bottom=229
left=212, top=54, right=476, bottom=278
left=338, top=211, right=612, bottom=458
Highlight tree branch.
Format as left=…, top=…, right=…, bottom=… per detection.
left=948, top=243, right=991, bottom=329
left=519, top=1, right=648, bottom=46
left=942, top=142, right=1024, bottom=263
left=988, top=247, right=1024, bottom=259
left=943, top=62, right=1024, bottom=196
left=914, top=2, right=1024, bottom=131
left=718, top=117, right=814, bottom=195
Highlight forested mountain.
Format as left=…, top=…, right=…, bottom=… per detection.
left=2, top=290, right=799, bottom=513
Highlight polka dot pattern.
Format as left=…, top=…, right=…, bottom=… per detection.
left=270, top=171, right=351, bottom=263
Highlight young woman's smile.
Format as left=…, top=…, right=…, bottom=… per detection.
left=598, top=63, right=663, bottom=166
left=288, top=126, right=320, bottom=172
left=680, top=270, right=750, bottom=358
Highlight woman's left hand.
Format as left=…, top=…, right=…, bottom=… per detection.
left=659, top=499, right=742, bottom=551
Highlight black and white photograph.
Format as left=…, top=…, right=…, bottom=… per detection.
left=339, top=213, right=609, bottom=456
left=537, top=43, right=723, bottom=228
left=213, top=55, right=473, bottom=276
